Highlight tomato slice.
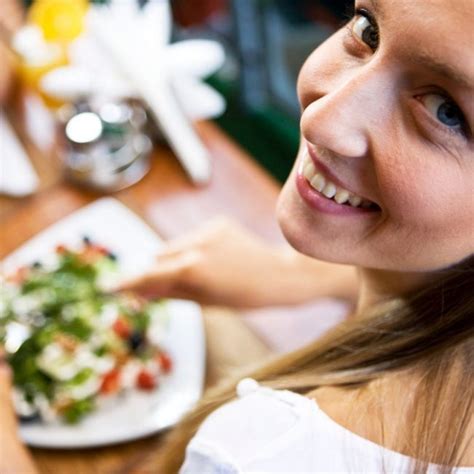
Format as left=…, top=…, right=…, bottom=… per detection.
left=8, top=266, right=30, bottom=284
left=55, top=244, right=68, bottom=255
left=113, top=317, right=132, bottom=339
left=95, top=245, right=110, bottom=256
left=158, top=353, right=172, bottom=374
left=136, top=370, right=157, bottom=391
left=100, top=369, right=121, bottom=395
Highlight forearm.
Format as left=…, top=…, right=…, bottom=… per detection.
left=117, top=218, right=360, bottom=309
left=0, top=422, right=38, bottom=474
left=233, top=245, right=359, bottom=308
left=266, top=247, right=359, bottom=307
left=0, top=370, right=38, bottom=474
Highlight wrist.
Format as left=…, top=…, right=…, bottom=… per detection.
left=281, top=248, right=359, bottom=303
left=248, top=247, right=321, bottom=306
left=0, top=392, right=17, bottom=423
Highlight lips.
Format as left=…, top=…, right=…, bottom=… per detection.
left=296, top=146, right=381, bottom=216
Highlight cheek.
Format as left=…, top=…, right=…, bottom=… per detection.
left=380, top=161, right=472, bottom=239
left=297, top=30, right=350, bottom=108
left=276, top=160, right=314, bottom=253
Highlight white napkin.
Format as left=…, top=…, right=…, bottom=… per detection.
left=0, top=112, right=39, bottom=197
left=40, top=3, right=226, bottom=120
left=85, top=0, right=219, bottom=184
left=37, top=0, right=226, bottom=185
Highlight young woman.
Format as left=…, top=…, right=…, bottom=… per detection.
left=0, top=0, right=472, bottom=472
left=154, top=0, right=474, bottom=471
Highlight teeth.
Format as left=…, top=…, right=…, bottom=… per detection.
left=322, top=183, right=337, bottom=199
left=334, top=189, right=350, bottom=204
left=303, top=162, right=316, bottom=180
left=302, top=154, right=375, bottom=209
left=310, top=174, right=326, bottom=192
left=348, top=195, right=362, bottom=207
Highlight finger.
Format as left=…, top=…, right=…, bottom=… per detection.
left=0, top=348, right=12, bottom=392
left=116, top=251, right=199, bottom=298
left=156, top=216, right=233, bottom=260
left=156, top=232, right=206, bottom=260
left=0, top=360, right=11, bottom=381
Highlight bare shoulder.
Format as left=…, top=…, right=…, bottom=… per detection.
left=306, top=371, right=420, bottom=455
left=306, top=382, right=397, bottom=451
left=306, top=371, right=474, bottom=468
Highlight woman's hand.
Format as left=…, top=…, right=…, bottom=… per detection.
left=118, top=217, right=358, bottom=308
left=0, top=349, right=38, bottom=474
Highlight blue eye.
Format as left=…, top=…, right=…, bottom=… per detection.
left=423, top=94, right=464, bottom=129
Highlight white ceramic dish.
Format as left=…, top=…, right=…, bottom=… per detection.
left=1, top=198, right=205, bottom=448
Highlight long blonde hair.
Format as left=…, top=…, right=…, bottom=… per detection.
left=155, top=256, right=473, bottom=473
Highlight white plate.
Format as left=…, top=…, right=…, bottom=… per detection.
left=1, top=198, right=206, bottom=448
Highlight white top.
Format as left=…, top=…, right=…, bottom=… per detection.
left=180, top=378, right=472, bottom=474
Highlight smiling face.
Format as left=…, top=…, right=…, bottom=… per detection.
left=277, top=0, right=474, bottom=272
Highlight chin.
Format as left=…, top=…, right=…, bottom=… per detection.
left=277, top=163, right=349, bottom=262
left=277, top=180, right=368, bottom=267
left=276, top=181, right=340, bottom=263
left=276, top=195, right=307, bottom=253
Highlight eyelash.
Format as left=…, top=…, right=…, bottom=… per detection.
left=416, top=93, right=470, bottom=139
left=355, top=7, right=378, bottom=31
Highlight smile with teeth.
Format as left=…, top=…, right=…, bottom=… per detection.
left=302, top=155, right=376, bottom=209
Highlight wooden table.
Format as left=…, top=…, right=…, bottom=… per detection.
left=0, top=113, right=282, bottom=473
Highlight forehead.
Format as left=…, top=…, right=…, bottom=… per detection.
left=384, top=0, right=473, bottom=40
left=377, top=0, right=474, bottom=84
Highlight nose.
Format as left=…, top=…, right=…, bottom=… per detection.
left=300, top=64, right=391, bottom=159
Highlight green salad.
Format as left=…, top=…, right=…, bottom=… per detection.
left=0, top=237, right=172, bottom=424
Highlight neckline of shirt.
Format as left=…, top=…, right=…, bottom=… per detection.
left=238, top=378, right=472, bottom=472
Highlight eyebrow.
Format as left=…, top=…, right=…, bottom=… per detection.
left=406, top=50, right=473, bottom=90
left=367, top=0, right=472, bottom=90
left=368, top=0, right=381, bottom=17
left=369, top=0, right=379, bottom=10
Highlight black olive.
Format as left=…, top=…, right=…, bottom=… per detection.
left=128, top=331, right=145, bottom=352
left=31, top=261, right=42, bottom=269
left=16, top=400, right=41, bottom=424
left=107, top=252, right=118, bottom=261
left=19, top=412, right=41, bottom=424
left=82, top=236, right=92, bottom=246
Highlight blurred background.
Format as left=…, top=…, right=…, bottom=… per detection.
left=171, top=0, right=348, bottom=181
left=1, top=2, right=354, bottom=459
left=5, top=0, right=349, bottom=185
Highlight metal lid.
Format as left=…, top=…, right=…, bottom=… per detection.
left=99, top=103, right=132, bottom=125
left=65, top=112, right=103, bottom=144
